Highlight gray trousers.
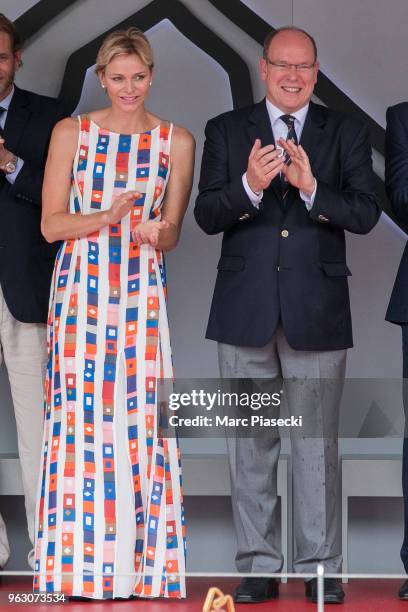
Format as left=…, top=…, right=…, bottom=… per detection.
left=218, top=325, right=347, bottom=575
left=0, top=287, right=47, bottom=569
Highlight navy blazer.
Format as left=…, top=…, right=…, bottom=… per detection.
left=0, top=86, right=68, bottom=324
left=385, top=103, right=408, bottom=324
left=195, top=100, right=380, bottom=350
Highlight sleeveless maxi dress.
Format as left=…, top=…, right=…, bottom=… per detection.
left=33, top=115, right=186, bottom=599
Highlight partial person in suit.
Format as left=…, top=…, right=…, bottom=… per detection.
left=0, top=14, right=68, bottom=571
left=195, top=26, right=380, bottom=604
left=385, top=103, right=408, bottom=600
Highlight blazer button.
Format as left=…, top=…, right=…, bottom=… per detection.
left=318, top=214, right=329, bottom=222
left=281, top=229, right=289, bottom=238
left=239, top=213, right=250, bottom=221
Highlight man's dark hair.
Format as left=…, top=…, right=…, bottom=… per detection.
left=0, top=13, right=23, bottom=54
left=263, top=26, right=317, bottom=62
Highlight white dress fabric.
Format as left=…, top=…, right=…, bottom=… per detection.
left=33, top=116, right=186, bottom=599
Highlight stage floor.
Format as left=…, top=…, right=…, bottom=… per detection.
left=1, top=577, right=408, bottom=610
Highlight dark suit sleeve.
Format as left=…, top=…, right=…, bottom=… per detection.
left=8, top=102, right=70, bottom=208
left=308, top=122, right=381, bottom=234
left=194, top=117, right=262, bottom=235
left=385, top=104, right=408, bottom=225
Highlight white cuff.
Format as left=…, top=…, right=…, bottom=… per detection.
left=242, top=173, right=263, bottom=209
left=300, top=178, right=317, bottom=211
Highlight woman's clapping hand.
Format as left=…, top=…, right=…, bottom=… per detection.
left=107, top=190, right=141, bottom=224
left=132, top=219, right=170, bottom=247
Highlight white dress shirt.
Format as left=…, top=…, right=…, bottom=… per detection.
left=242, top=98, right=317, bottom=210
left=0, top=86, right=24, bottom=185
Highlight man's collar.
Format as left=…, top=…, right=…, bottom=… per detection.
left=265, top=98, right=309, bottom=127
left=0, top=85, right=15, bottom=111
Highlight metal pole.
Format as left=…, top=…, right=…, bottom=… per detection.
left=317, top=564, right=324, bottom=612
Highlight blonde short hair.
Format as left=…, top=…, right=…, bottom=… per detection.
left=95, top=27, right=154, bottom=75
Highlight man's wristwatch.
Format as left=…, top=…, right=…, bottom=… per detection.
left=3, top=155, right=17, bottom=174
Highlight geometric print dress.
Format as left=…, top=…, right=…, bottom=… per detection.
left=33, top=115, right=186, bottom=599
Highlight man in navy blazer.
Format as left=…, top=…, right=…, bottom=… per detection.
left=0, top=14, right=68, bottom=572
left=195, top=26, right=380, bottom=604
left=385, top=102, right=408, bottom=599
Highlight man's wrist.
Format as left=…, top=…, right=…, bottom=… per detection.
left=1, top=153, right=18, bottom=174
left=242, top=173, right=263, bottom=208
left=247, top=177, right=261, bottom=196
left=301, top=177, right=316, bottom=197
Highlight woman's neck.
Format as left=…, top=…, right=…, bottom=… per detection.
left=103, top=106, right=153, bottom=133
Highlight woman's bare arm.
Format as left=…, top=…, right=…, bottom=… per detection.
left=41, top=118, right=139, bottom=242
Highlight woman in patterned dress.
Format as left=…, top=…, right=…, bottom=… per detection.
left=33, top=28, right=194, bottom=600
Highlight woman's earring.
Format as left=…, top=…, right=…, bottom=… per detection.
left=149, top=80, right=152, bottom=86
left=101, top=83, right=106, bottom=89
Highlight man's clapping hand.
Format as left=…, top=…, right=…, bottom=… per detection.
left=278, top=138, right=315, bottom=196
left=246, top=138, right=285, bottom=193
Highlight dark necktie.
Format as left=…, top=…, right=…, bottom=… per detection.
left=279, top=114, right=298, bottom=200
left=0, top=106, right=5, bottom=136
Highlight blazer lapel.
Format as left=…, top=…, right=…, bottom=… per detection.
left=299, top=101, right=327, bottom=168
left=247, top=99, right=283, bottom=204
left=3, top=86, right=31, bottom=155
left=247, top=98, right=275, bottom=147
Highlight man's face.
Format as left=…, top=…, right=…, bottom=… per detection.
left=0, top=31, right=21, bottom=101
left=260, top=30, right=319, bottom=114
